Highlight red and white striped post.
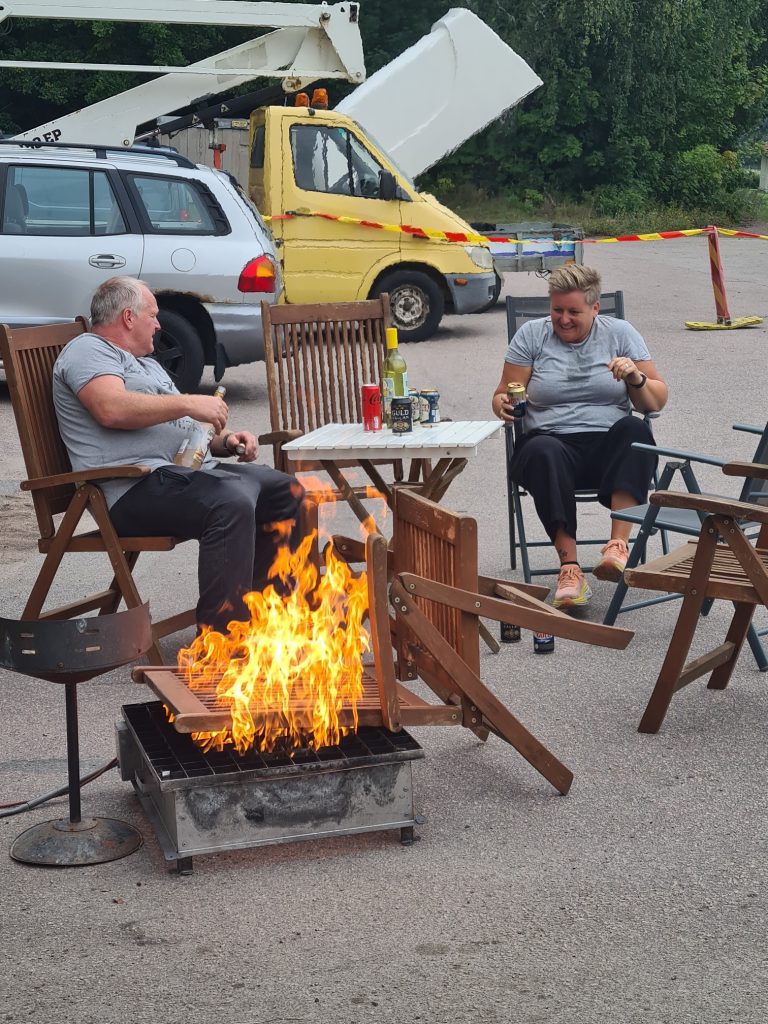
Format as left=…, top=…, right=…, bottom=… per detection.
left=705, top=224, right=732, bottom=325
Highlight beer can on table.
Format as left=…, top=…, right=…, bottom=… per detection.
left=390, top=396, right=413, bottom=433
left=361, top=383, right=382, bottom=431
left=533, top=631, right=555, bottom=654
left=506, top=382, right=527, bottom=419
left=420, top=388, right=440, bottom=425
left=408, top=388, right=421, bottom=425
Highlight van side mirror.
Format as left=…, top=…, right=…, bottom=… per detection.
left=379, top=170, right=397, bottom=201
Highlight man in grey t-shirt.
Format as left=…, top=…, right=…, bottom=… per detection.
left=491, top=265, right=668, bottom=610
left=53, top=276, right=303, bottom=634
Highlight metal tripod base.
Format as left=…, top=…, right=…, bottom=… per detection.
left=10, top=816, right=143, bottom=867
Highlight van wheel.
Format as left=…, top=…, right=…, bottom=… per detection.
left=375, top=271, right=444, bottom=342
left=153, top=310, right=205, bottom=392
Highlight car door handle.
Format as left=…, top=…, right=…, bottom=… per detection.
left=88, top=254, right=127, bottom=269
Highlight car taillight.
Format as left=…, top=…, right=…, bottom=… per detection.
left=238, top=254, right=276, bottom=293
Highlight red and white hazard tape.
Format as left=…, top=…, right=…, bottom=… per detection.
left=263, top=212, right=768, bottom=247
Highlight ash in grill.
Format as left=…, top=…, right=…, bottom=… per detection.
left=117, top=702, right=424, bottom=874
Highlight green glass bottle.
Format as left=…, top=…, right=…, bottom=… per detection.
left=381, top=326, right=408, bottom=427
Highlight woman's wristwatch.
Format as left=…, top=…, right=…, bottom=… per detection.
left=628, top=372, right=647, bottom=389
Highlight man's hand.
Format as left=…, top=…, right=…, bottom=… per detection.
left=222, top=430, right=258, bottom=462
left=185, top=394, right=229, bottom=434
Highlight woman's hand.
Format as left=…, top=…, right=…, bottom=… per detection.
left=608, top=357, right=644, bottom=387
left=492, top=392, right=517, bottom=422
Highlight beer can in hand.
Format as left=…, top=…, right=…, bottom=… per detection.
left=506, top=382, right=526, bottom=419
left=361, top=384, right=383, bottom=431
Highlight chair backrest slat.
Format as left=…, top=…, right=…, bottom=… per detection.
left=393, top=489, right=479, bottom=673
left=261, top=296, right=391, bottom=434
left=0, top=318, right=89, bottom=538
left=505, top=289, right=625, bottom=339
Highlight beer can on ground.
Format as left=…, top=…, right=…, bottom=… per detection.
left=533, top=631, right=555, bottom=654
left=506, top=382, right=527, bottom=419
left=500, top=622, right=521, bottom=643
left=420, top=388, right=440, bottom=425
left=361, top=383, right=382, bottom=431
left=390, top=396, right=413, bottom=433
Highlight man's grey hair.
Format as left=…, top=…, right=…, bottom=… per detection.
left=548, top=265, right=602, bottom=306
left=91, top=276, right=152, bottom=326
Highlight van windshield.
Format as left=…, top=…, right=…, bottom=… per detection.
left=350, top=121, right=416, bottom=192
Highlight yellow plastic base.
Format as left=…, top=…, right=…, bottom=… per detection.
left=685, top=315, right=763, bottom=331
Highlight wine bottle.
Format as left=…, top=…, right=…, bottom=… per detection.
left=174, top=385, right=226, bottom=468
left=381, top=327, right=408, bottom=427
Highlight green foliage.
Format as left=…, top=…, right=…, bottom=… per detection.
left=1, top=0, right=767, bottom=221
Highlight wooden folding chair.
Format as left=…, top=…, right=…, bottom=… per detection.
left=386, top=490, right=634, bottom=793
left=0, top=320, right=195, bottom=664
left=134, top=489, right=634, bottom=796
left=623, top=463, right=768, bottom=733
left=258, top=296, right=426, bottom=516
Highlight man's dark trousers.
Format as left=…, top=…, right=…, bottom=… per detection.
left=110, top=462, right=304, bottom=632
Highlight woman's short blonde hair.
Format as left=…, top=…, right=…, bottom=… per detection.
left=548, top=265, right=602, bottom=306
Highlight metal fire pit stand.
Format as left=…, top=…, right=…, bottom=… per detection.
left=117, top=701, right=424, bottom=874
left=1, top=604, right=152, bottom=867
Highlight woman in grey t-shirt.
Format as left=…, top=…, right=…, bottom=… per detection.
left=491, top=265, right=668, bottom=609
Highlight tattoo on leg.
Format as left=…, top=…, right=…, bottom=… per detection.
left=557, top=546, right=569, bottom=562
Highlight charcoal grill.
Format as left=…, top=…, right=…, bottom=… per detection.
left=117, top=701, right=424, bottom=873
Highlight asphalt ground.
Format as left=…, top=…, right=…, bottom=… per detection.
left=1, top=233, right=768, bottom=1024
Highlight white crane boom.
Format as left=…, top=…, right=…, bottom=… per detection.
left=336, top=9, right=542, bottom=180
left=6, top=1, right=365, bottom=146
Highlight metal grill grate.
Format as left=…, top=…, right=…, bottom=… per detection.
left=122, top=701, right=422, bottom=781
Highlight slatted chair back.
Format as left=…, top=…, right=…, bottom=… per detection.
left=392, top=488, right=480, bottom=677
left=0, top=318, right=88, bottom=539
left=260, top=297, right=390, bottom=437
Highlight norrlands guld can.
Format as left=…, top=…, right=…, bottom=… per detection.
left=390, top=396, right=413, bottom=433
left=361, top=384, right=382, bottom=431
left=506, top=382, right=526, bottom=419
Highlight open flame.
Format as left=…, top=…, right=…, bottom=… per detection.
left=177, top=491, right=378, bottom=755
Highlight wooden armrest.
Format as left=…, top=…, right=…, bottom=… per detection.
left=330, top=535, right=367, bottom=564
left=476, top=574, right=550, bottom=602
left=21, top=464, right=151, bottom=491
left=722, top=460, right=768, bottom=481
left=257, top=429, right=304, bottom=446
left=649, top=489, right=768, bottom=524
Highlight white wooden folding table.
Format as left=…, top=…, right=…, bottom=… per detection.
left=281, top=420, right=502, bottom=529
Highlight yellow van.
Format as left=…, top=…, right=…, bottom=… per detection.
left=248, top=105, right=496, bottom=341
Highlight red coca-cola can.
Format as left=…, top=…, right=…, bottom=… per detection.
left=361, top=383, right=382, bottom=431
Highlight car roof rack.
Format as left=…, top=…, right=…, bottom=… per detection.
left=0, top=139, right=197, bottom=169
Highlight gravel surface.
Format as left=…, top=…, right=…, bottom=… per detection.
left=1, top=232, right=767, bottom=1023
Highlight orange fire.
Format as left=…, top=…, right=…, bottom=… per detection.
left=177, top=524, right=371, bottom=755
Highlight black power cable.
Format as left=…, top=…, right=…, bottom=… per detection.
left=0, top=758, right=118, bottom=818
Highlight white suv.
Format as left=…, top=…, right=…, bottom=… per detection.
left=0, top=141, right=281, bottom=391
